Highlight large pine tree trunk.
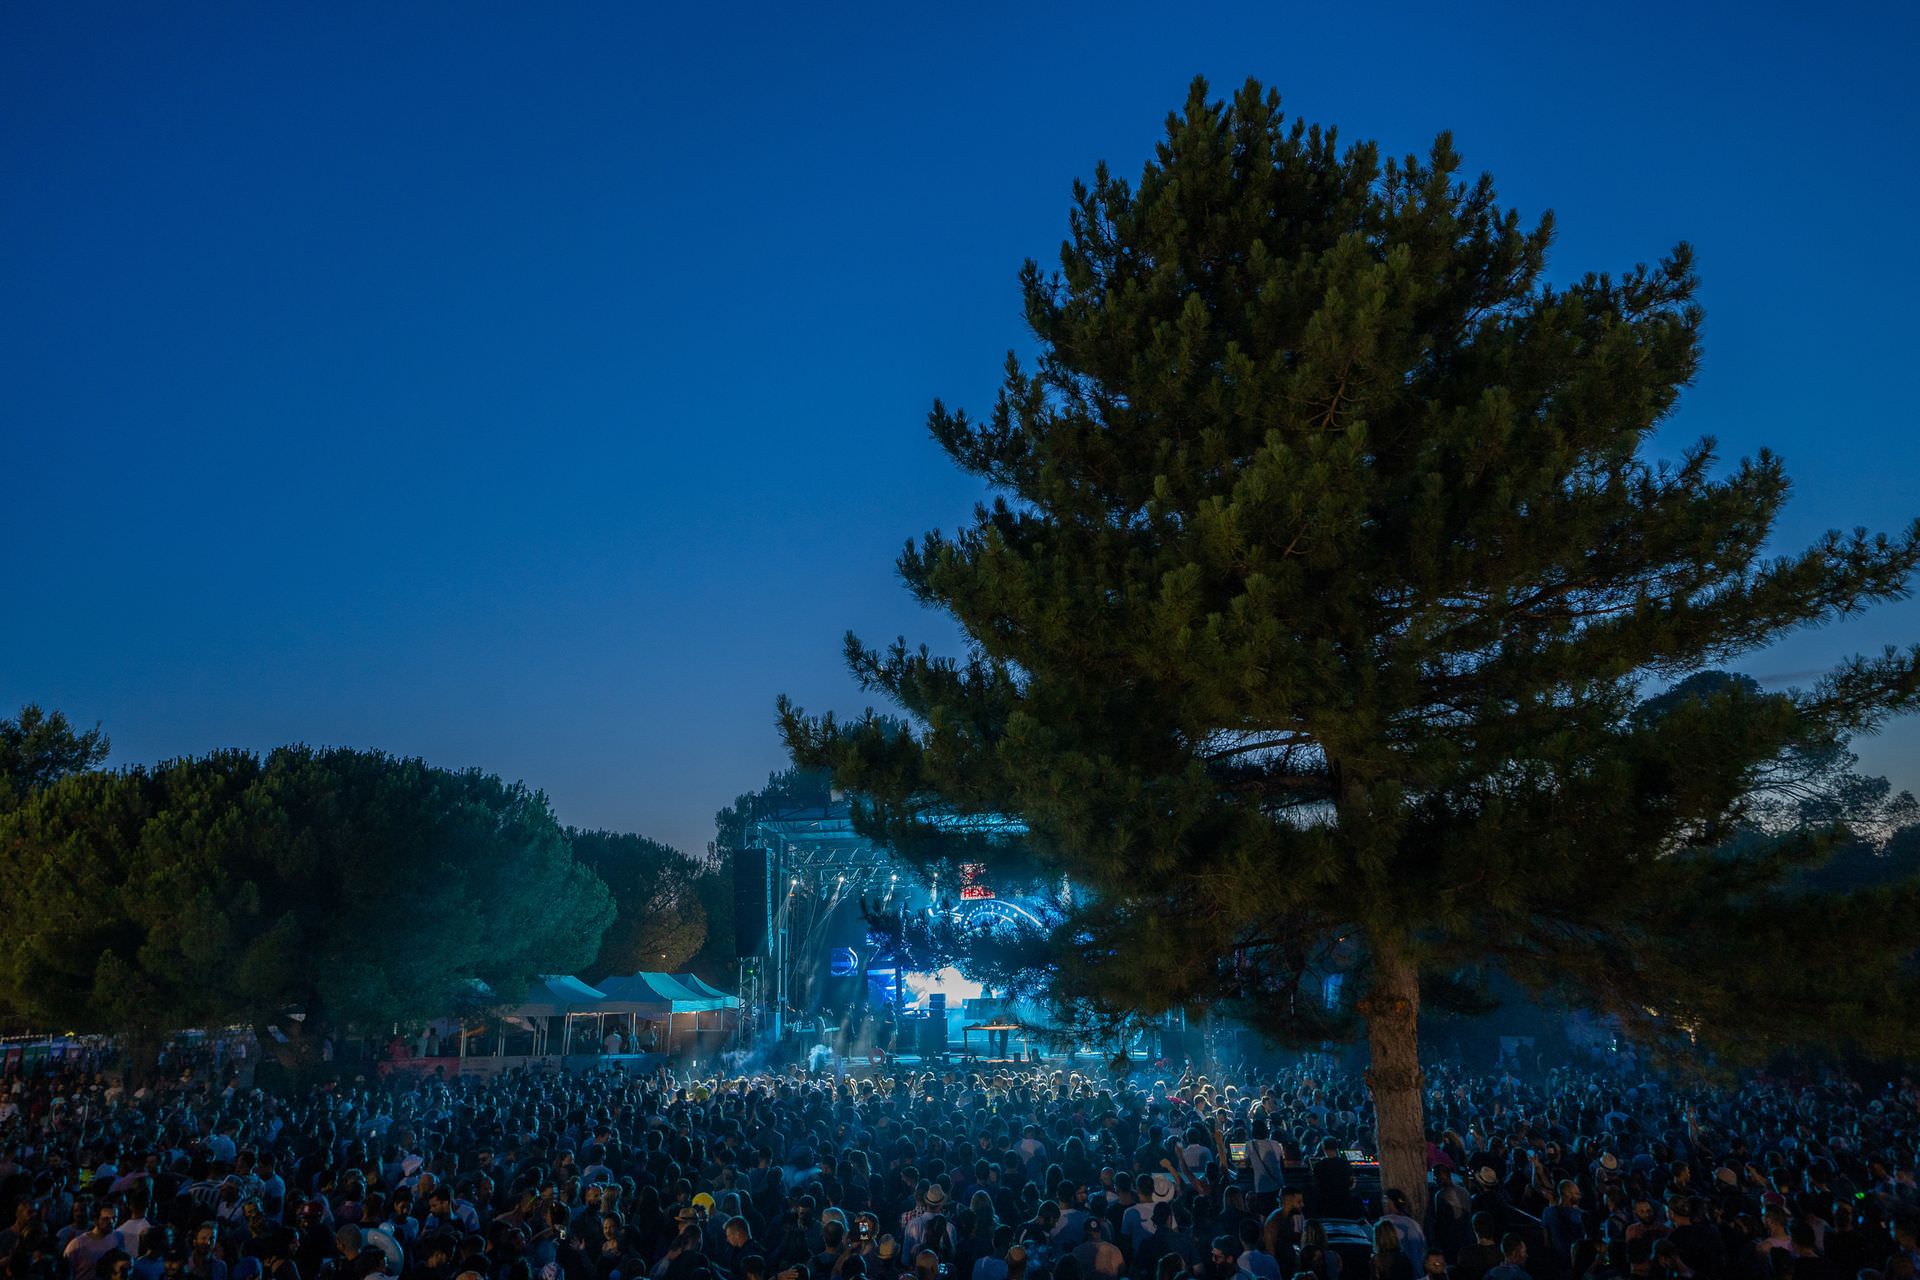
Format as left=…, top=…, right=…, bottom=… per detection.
left=1362, top=944, right=1427, bottom=1208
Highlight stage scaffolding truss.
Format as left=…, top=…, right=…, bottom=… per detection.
left=741, top=802, right=1027, bottom=1039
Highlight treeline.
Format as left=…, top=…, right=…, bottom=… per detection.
left=0, top=705, right=728, bottom=1055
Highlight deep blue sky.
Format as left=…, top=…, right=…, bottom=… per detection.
left=5, top=2, right=1917, bottom=857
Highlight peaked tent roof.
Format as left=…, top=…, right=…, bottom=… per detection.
left=508, top=975, right=611, bottom=1018
left=670, top=973, right=742, bottom=1007
left=596, top=971, right=729, bottom=1014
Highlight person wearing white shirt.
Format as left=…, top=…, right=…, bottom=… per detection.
left=1245, top=1121, right=1288, bottom=1213
left=1015, top=1126, right=1048, bottom=1173
left=1051, top=1199, right=1089, bottom=1250
left=1180, top=1126, right=1215, bottom=1181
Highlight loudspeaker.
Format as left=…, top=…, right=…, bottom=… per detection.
left=919, top=995, right=948, bottom=1056
left=1163, top=1025, right=1205, bottom=1068
left=733, top=847, right=772, bottom=957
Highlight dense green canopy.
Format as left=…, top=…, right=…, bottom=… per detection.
left=0, top=744, right=613, bottom=1048
left=571, top=828, right=711, bottom=979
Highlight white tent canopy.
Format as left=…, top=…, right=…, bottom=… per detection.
left=432, top=973, right=743, bottom=1062
left=670, top=973, right=743, bottom=1008
left=595, top=971, right=730, bottom=1014
left=502, top=974, right=610, bottom=1018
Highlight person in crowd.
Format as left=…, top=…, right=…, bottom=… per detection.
left=1295, top=1224, right=1340, bottom=1280
left=1377, top=1191, right=1425, bottom=1267
left=1371, top=1224, right=1415, bottom=1280
left=63, top=1206, right=123, bottom=1280
left=1454, top=1217, right=1503, bottom=1280
left=1429, top=1170, right=1473, bottom=1263
left=1070, top=1219, right=1122, bottom=1280
left=1311, top=1145, right=1354, bottom=1221
left=1482, top=1237, right=1529, bottom=1280
left=1237, top=1217, right=1284, bottom=1280
left=1245, top=1125, right=1286, bottom=1219
left=0, top=1053, right=1914, bottom=1280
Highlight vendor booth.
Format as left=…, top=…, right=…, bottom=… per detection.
left=381, top=974, right=658, bottom=1077
left=595, top=971, right=740, bottom=1054
left=376, top=971, right=743, bottom=1077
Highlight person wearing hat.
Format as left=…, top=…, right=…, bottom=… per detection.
left=867, top=1236, right=900, bottom=1280
left=900, top=1186, right=944, bottom=1255
left=1469, top=1166, right=1512, bottom=1221
left=361, top=1223, right=406, bottom=1280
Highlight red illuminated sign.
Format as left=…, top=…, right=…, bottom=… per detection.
left=958, top=862, right=994, bottom=899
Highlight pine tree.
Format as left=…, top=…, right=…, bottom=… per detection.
left=779, top=77, right=1920, bottom=1200
left=0, top=746, right=614, bottom=1066
left=0, top=703, right=108, bottom=806
left=570, top=828, right=711, bottom=978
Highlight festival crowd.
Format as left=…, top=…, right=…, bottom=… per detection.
left=2, top=1055, right=1917, bottom=1280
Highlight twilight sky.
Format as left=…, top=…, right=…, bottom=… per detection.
left=5, top=2, right=1917, bottom=857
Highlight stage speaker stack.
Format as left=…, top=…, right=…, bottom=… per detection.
left=733, top=847, right=772, bottom=957
left=1165, top=1024, right=1205, bottom=1067
left=920, top=993, right=948, bottom=1057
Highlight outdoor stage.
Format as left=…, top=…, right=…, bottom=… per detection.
left=737, top=800, right=1064, bottom=1053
